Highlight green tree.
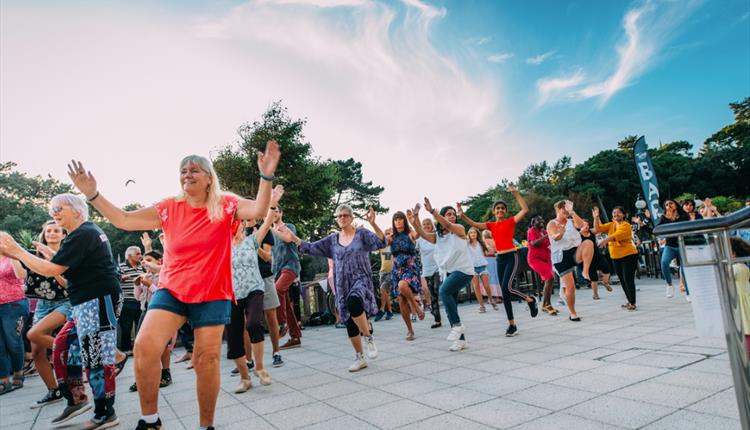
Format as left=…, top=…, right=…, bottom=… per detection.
left=213, top=102, right=338, bottom=239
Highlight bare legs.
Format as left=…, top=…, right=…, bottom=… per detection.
left=27, top=311, right=67, bottom=390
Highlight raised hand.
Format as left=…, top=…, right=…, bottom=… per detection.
left=456, top=203, right=464, bottom=217
left=592, top=206, right=600, bottom=218
left=271, top=185, right=285, bottom=206
left=406, top=209, right=416, bottom=225
left=32, top=241, right=56, bottom=260
left=67, top=160, right=98, bottom=198
left=423, top=197, right=433, bottom=214
left=273, top=223, right=294, bottom=242
left=564, top=200, right=574, bottom=212
left=0, top=232, right=22, bottom=258
left=507, top=183, right=519, bottom=193
left=140, top=232, right=152, bottom=252
left=365, top=207, right=376, bottom=224
left=413, top=203, right=421, bottom=216
left=258, top=140, right=281, bottom=177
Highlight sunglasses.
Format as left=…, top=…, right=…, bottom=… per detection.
left=49, top=206, right=65, bottom=215
left=335, top=214, right=352, bottom=219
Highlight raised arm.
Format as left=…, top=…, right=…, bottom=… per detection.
left=255, top=185, right=284, bottom=246
left=0, top=233, right=67, bottom=278
left=426, top=197, right=466, bottom=239
left=592, top=206, right=605, bottom=233
left=235, top=140, right=281, bottom=220
left=407, top=205, right=436, bottom=244
left=566, top=201, right=586, bottom=229
left=457, top=203, right=487, bottom=230
left=364, top=207, right=385, bottom=241
left=509, top=184, right=529, bottom=223
left=66, top=161, right=160, bottom=231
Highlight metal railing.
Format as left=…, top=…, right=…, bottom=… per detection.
left=653, top=206, right=750, bottom=430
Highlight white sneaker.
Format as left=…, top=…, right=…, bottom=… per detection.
left=686, top=295, right=692, bottom=303
left=449, top=339, right=467, bottom=352
left=557, top=296, right=566, bottom=306
left=348, top=353, right=367, bottom=372
left=666, top=285, right=674, bottom=298
left=446, top=324, right=464, bottom=341
left=234, top=379, right=252, bottom=393
left=365, top=336, right=378, bottom=359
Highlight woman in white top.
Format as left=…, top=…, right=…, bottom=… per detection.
left=417, top=219, right=442, bottom=328
left=409, top=199, right=474, bottom=352
left=467, top=227, right=497, bottom=313
left=547, top=200, right=594, bottom=321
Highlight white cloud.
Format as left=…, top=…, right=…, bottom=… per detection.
left=525, top=50, right=556, bottom=65
left=536, top=70, right=586, bottom=106
left=1, top=0, right=509, bottom=225
left=466, top=36, right=491, bottom=46
left=536, top=0, right=700, bottom=107
left=487, top=53, right=514, bottom=63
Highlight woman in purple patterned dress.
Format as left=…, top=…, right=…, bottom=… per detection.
left=274, top=205, right=385, bottom=372
left=388, top=212, right=424, bottom=341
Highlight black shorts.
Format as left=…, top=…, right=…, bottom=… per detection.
left=554, top=247, right=577, bottom=276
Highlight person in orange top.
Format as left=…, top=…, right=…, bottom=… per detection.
left=62, top=141, right=280, bottom=430
left=592, top=206, right=639, bottom=311
left=458, top=184, right=538, bottom=338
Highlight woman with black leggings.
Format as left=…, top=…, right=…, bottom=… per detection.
left=593, top=206, right=639, bottom=311
left=458, top=184, right=538, bottom=337
left=276, top=205, right=385, bottom=372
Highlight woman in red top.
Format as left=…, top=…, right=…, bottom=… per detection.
left=526, top=215, right=557, bottom=315
left=458, top=184, right=538, bottom=337
left=64, top=141, right=280, bottom=430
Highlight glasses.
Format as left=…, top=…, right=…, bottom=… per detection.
left=335, top=214, right=352, bottom=219
left=49, top=206, right=65, bottom=215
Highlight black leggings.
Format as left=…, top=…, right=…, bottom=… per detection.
left=345, top=296, right=370, bottom=338
left=612, top=253, right=638, bottom=305
left=226, top=291, right=265, bottom=360
left=424, top=273, right=441, bottom=323
left=496, top=252, right=530, bottom=321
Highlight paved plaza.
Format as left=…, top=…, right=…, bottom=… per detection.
left=0, top=278, right=741, bottom=430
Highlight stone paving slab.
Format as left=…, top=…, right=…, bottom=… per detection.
left=0, top=278, right=743, bottom=429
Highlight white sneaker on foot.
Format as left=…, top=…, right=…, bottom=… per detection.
left=365, top=336, right=378, bottom=359
left=446, top=324, right=464, bottom=341
left=348, top=353, right=367, bottom=372
left=449, top=339, right=467, bottom=352
left=686, top=295, right=692, bottom=303
left=666, top=285, right=674, bottom=298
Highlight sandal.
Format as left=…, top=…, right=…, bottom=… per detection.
left=0, top=381, right=14, bottom=395
left=114, top=355, right=128, bottom=377
left=542, top=305, right=558, bottom=315
left=478, top=306, right=486, bottom=314
left=593, top=295, right=600, bottom=300
left=405, top=331, right=415, bottom=341
left=175, top=352, right=192, bottom=364
left=416, top=308, right=425, bottom=321
left=11, top=374, right=24, bottom=390
left=604, top=283, right=613, bottom=292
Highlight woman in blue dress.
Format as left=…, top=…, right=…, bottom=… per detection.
left=388, top=212, right=424, bottom=341
left=274, top=205, right=385, bottom=372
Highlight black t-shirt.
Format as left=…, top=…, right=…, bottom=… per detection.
left=51, top=221, right=121, bottom=306
left=22, top=261, right=69, bottom=301
left=257, top=233, right=275, bottom=279
left=658, top=214, right=690, bottom=248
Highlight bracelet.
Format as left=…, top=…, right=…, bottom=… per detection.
left=260, top=173, right=275, bottom=181
left=87, top=191, right=100, bottom=202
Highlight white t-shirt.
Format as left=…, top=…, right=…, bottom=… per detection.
left=434, top=233, right=474, bottom=278
left=467, top=242, right=487, bottom=267
left=417, top=238, right=438, bottom=277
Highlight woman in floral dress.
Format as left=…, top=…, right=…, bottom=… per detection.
left=389, top=212, right=424, bottom=340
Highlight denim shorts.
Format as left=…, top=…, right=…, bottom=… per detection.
left=474, top=265, right=489, bottom=276
left=148, top=289, right=231, bottom=328
left=32, top=299, right=72, bottom=325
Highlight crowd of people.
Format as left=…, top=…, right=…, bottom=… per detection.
left=0, top=143, right=749, bottom=430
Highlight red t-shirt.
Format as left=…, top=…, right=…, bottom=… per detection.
left=155, top=195, right=239, bottom=303
left=486, top=218, right=516, bottom=252
left=526, top=227, right=551, bottom=263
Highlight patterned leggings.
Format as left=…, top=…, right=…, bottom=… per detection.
left=53, top=294, right=121, bottom=418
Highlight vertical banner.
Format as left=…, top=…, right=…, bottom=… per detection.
left=634, top=136, right=662, bottom=223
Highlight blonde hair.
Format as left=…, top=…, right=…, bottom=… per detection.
left=176, top=155, right=226, bottom=222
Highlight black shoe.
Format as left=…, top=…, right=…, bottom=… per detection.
left=135, top=418, right=162, bottom=430
left=430, top=322, right=442, bottom=329
left=247, top=360, right=254, bottom=371
left=230, top=367, right=240, bottom=376
left=159, top=370, right=172, bottom=388
left=81, top=413, right=119, bottom=430
left=505, top=324, right=518, bottom=337
left=51, top=402, right=92, bottom=425
left=30, top=388, right=63, bottom=409
left=272, top=353, right=284, bottom=368
left=528, top=298, right=538, bottom=318
left=129, top=382, right=138, bottom=392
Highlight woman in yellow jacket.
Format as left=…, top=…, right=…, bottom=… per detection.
left=593, top=206, right=639, bottom=311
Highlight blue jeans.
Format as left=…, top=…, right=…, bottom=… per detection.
left=439, top=272, right=473, bottom=326
left=0, top=299, right=30, bottom=379
left=661, top=246, right=688, bottom=292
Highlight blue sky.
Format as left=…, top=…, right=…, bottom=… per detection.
left=1, top=0, right=748, bottom=218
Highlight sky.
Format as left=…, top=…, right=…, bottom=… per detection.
left=1, top=0, right=748, bottom=225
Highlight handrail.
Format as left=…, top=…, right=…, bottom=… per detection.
left=653, top=207, right=750, bottom=237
